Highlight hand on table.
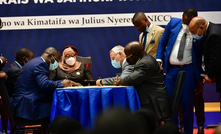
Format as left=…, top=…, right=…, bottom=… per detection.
left=96, top=79, right=102, bottom=86
left=61, top=79, right=82, bottom=87
left=113, top=77, right=121, bottom=86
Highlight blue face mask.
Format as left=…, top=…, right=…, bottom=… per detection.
left=49, top=56, right=59, bottom=70
left=111, top=59, right=121, bottom=69
left=145, top=25, right=148, bottom=32
left=192, top=28, right=203, bottom=40
left=192, top=34, right=203, bottom=40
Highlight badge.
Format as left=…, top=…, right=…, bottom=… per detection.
left=76, top=72, right=80, bottom=75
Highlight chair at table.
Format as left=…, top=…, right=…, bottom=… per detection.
left=76, top=55, right=92, bottom=71
left=0, top=79, right=49, bottom=134
left=163, top=71, right=186, bottom=122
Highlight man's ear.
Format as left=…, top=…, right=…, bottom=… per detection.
left=118, top=52, right=123, bottom=56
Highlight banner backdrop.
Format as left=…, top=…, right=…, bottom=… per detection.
left=0, top=0, right=221, bottom=101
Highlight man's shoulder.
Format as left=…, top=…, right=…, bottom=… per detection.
left=170, top=17, right=181, bottom=22
left=138, top=54, right=156, bottom=64
left=123, top=61, right=134, bottom=70
left=169, top=18, right=182, bottom=25
left=23, top=57, right=47, bottom=71
left=6, top=62, right=20, bottom=73
left=152, top=24, right=164, bottom=31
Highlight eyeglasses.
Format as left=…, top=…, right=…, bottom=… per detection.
left=111, top=53, right=119, bottom=61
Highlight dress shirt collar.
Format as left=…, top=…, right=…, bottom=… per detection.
left=15, top=61, right=22, bottom=69
left=205, top=22, right=210, bottom=36
left=122, top=58, right=126, bottom=67
left=40, top=57, right=46, bottom=62
left=145, top=23, right=153, bottom=33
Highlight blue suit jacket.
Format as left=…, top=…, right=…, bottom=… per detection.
left=6, top=62, right=21, bottom=97
left=12, top=57, right=64, bottom=120
left=156, top=18, right=204, bottom=83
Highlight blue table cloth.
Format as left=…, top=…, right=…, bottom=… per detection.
left=50, top=86, right=141, bottom=129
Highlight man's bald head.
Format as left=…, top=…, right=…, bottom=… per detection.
left=125, top=41, right=144, bottom=55
left=132, top=12, right=146, bottom=22
left=132, top=12, right=150, bottom=32
left=44, top=47, right=60, bottom=56
left=189, top=17, right=208, bottom=36
left=42, top=47, right=61, bottom=65
left=16, top=48, right=34, bottom=66
left=182, top=8, right=198, bottom=25
left=125, top=41, right=144, bottom=65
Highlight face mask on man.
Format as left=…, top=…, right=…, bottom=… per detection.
left=111, top=59, right=121, bottom=69
left=49, top=56, right=59, bottom=70
left=192, top=28, right=203, bottom=40
left=66, top=57, right=76, bottom=66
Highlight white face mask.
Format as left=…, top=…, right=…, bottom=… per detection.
left=66, top=57, right=76, bottom=66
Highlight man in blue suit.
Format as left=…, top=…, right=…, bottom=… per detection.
left=6, top=48, right=34, bottom=97
left=156, top=8, right=204, bottom=134
left=12, top=47, right=81, bottom=121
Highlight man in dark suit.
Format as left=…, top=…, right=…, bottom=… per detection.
left=1, top=48, right=34, bottom=133
left=189, top=17, right=221, bottom=106
left=156, top=8, right=204, bottom=134
left=116, top=41, right=171, bottom=121
left=12, top=47, right=80, bottom=121
left=6, top=48, right=34, bottom=97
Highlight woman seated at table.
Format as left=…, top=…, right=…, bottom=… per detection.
left=50, top=45, right=94, bottom=85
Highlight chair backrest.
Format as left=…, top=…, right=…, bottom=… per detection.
left=76, top=55, right=92, bottom=71
left=170, top=71, right=186, bottom=119
left=0, top=78, right=17, bottom=125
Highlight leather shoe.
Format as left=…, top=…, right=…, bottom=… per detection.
left=197, top=126, right=204, bottom=134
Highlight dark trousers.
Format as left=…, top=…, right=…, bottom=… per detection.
left=0, top=99, right=8, bottom=131
left=179, top=78, right=205, bottom=128
left=165, top=64, right=195, bottom=134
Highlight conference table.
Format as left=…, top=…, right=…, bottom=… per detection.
left=50, top=86, right=141, bottom=129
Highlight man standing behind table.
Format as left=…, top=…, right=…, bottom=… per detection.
left=156, top=8, right=204, bottom=134
left=132, top=12, right=164, bottom=58
left=6, top=48, right=34, bottom=97
left=12, top=47, right=81, bottom=121
left=189, top=16, right=221, bottom=106
left=96, top=45, right=134, bottom=86
left=116, top=41, right=171, bottom=121
left=1, top=48, right=34, bottom=133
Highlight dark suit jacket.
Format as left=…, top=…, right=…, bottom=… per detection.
left=156, top=18, right=204, bottom=84
left=119, top=53, right=171, bottom=120
left=204, top=22, right=221, bottom=92
left=5, top=62, right=21, bottom=97
left=12, top=57, right=64, bottom=120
